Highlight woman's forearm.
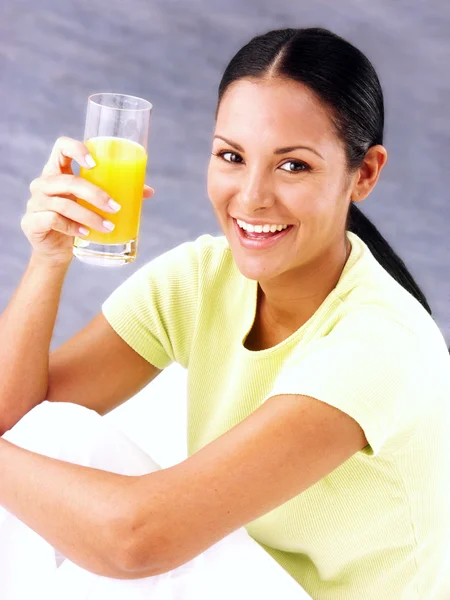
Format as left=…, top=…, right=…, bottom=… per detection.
left=0, top=254, right=70, bottom=434
left=0, top=437, right=136, bottom=577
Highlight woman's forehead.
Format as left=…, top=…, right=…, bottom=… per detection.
left=215, top=78, right=338, bottom=152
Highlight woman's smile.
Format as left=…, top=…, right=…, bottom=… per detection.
left=232, top=217, right=295, bottom=251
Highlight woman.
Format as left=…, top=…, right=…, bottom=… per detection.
left=1, top=26, right=449, bottom=599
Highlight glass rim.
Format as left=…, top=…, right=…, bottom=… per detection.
left=88, top=92, right=153, bottom=112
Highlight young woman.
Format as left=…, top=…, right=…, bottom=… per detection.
left=1, top=27, right=449, bottom=599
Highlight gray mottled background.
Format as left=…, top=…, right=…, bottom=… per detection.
left=1, top=0, right=449, bottom=349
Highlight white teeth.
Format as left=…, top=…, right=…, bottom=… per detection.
left=236, top=219, right=289, bottom=233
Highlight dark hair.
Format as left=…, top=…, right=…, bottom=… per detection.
left=217, top=27, right=449, bottom=353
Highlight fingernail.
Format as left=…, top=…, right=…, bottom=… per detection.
left=79, top=226, right=90, bottom=236
left=107, top=198, right=121, bottom=212
left=84, top=154, right=96, bottom=169
left=103, top=220, right=115, bottom=231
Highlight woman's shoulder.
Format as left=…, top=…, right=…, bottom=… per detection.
left=165, top=233, right=230, bottom=265
left=190, top=233, right=231, bottom=263
left=134, top=233, right=231, bottom=280
left=181, top=233, right=243, bottom=282
left=341, top=233, right=446, bottom=350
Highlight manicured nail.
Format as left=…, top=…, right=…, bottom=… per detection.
left=84, top=154, right=96, bottom=169
left=107, top=198, right=121, bottom=212
left=103, top=220, right=115, bottom=231
left=78, top=226, right=90, bottom=236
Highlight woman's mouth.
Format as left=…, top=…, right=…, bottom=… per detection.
left=232, top=218, right=294, bottom=250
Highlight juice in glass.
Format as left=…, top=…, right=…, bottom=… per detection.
left=77, top=136, right=147, bottom=245
left=72, top=92, right=152, bottom=266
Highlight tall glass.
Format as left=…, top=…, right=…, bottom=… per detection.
left=73, top=93, right=152, bottom=266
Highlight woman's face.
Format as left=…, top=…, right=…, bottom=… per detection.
left=207, top=77, right=354, bottom=283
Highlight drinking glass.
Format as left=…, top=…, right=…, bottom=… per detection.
left=73, top=93, right=152, bottom=266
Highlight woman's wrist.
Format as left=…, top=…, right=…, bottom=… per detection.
left=29, top=251, right=72, bottom=273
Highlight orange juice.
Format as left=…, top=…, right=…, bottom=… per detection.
left=78, top=136, right=147, bottom=244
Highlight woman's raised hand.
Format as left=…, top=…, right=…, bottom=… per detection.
left=21, top=136, right=154, bottom=265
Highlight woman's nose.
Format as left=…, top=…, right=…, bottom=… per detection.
left=239, top=171, right=275, bottom=212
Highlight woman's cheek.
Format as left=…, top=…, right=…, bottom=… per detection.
left=282, top=185, right=317, bottom=221
left=208, top=168, right=238, bottom=208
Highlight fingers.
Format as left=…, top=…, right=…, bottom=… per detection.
left=41, top=136, right=96, bottom=177
left=26, top=175, right=154, bottom=239
left=41, top=138, right=156, bottom=202
left=143, top=185, right=155, bottom=199
left=21, top=210, right=90, bottom=239
left=29, top=174, right=118, bottom=214
left=27, top=194, right=115, bottom=234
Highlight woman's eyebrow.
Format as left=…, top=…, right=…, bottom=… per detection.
left=213, top=135, right=324, bottom=160
left=274, top=145, right=324, bottom=160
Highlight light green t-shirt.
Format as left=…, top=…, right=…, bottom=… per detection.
left=102, top=231, right=450, bottom=599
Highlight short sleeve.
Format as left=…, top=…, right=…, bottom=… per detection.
left=102, top=239, right=201, bottom=370
left=267, top=311, right=424, bottom=457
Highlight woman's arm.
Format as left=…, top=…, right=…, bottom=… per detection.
left=0, top=436, right=138, bottom=578
left=0, top=133, right=159, bottom=434
left=0, top=256, right=70, bottom=433
left=0, top=292, right=162, bottom=435
left=0, top=390, right=367, bottom=579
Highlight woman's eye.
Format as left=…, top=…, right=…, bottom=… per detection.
left=219, top=151, right=243, bottom=163
left=214, top=152, right=308, bottom=171
left=279, top=161, right=309, bottom=173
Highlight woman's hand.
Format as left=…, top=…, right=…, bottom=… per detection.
left=21, top=136, right=154, bottom=266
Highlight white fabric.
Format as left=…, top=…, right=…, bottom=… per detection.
left=0, top=401, right=310, bottom=600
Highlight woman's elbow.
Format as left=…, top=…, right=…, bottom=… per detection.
left=108, top=506, right=174, bottom=579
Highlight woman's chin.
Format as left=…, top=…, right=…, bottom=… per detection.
left=231, top=252, right=282, bottom=282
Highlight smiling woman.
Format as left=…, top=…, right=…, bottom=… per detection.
left=1, top=26, right=450, bottom=600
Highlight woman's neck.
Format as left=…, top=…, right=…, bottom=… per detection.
left=257, top=236, right=352, bottom=334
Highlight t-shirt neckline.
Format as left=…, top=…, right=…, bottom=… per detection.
left=238, top=231, right=361, bottom=358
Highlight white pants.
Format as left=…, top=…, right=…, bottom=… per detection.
left=0, top=401, right=309, bottom=600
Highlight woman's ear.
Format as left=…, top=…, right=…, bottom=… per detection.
left=351, top=145, right=388, bottom=202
